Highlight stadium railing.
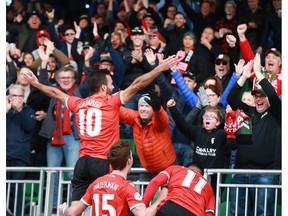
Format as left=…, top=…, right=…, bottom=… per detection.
left=6, top=167, right=281, bottom=216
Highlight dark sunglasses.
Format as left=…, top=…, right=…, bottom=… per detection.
left=215, top=60, right=228, bottom=66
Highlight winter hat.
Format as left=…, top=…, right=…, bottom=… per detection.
left=225, top=0, right=237, bottom=9
left=138, top=95, right=150, bottom=107
left=183, top=31, right=196, bottom=40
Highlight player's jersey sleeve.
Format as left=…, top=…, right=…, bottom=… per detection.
left=122, top=181, right=146, bottom=211
left=81, top=182, right=94, bottom=206
left=142, top=172, right=169, bottom=206
left=204, top=184, right=216, bottom=214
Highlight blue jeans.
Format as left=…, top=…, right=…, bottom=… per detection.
left=229, top=149, right=237, bottom=169
left=122, top=93, right=143, bottom=138
left=230, top=173, right=279, bottom=216
left=173, top=143, right=192, bottom=166
left=47, top=134, right=80, bottom=208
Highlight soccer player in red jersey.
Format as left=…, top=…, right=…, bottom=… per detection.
left=21, top=56, right=178, bottom=206
left=58, top=141, right=168, bottom=216
left=143, top=162, right=215, bottom=216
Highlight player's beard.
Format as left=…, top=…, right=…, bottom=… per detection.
left=106, top=87, right=112, bottom=95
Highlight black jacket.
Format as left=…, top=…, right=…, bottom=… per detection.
left=169, top=106, right=230, bottom=169
left=227, top=78, right=281, bottom=169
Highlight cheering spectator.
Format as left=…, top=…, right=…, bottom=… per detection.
left=227, top=54, right=281, bottom=215
left=120, top=90, right=176, bottom=179
left=237, top=24, right=282, bottom=97
left=7, top=10, right=47, bottom=53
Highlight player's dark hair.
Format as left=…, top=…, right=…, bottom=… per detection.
left=186, top=162, right=204, bottom=175
left=88, top=69, right=110, bottom=94
left=107, top=141, right=131, bottom=170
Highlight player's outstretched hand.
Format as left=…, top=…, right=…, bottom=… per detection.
left=158, top=55, right=178, bottom=72
left=20, top=68, right=39, bottom=86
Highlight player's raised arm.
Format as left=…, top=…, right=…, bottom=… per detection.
left=122, top=55, right=178, bottom=103
left=20, top=67, right=68, bottom=104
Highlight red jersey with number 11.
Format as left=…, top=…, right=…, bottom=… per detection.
left=66, top=92, right=123, bottom=159
left=159, top=165, right=215, bottom=215
left=81, top=173, right=145, bottom=216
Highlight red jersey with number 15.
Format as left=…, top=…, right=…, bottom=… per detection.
left=65, top=92, right=124, bottom=159
left=160, top=165, right=215, bottom=215
left=81, top=173, right=145, bottom=216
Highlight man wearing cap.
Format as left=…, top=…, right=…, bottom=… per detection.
left=46, top=9, right=83, bottom=60
left=227, top=54, right=281, bottom=216
left=237, top=24, right=282, bottom=97
left=119, top=90, right=176, bottom=178
left=143, top=13, right=158, bottom=32
left=7, top=10, right=47, bottom=52
left=28, top=32, right=72, bottom=84
left=31, top=29, right=52, bottom=59
left=77, top=14, right=94, bottom=44
left=147, top=32, right=166, bottom=56
left=214, top=54, right=231, bottom=90
left=97, top=51, right=125, bottom=94
left=120, top=26, right=158, bottom=138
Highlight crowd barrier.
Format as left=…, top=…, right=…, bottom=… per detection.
left=6, top=167, right=282, bottom=216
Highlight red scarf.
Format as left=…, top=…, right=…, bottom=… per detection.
left=51, top=84, right=77, bottom=145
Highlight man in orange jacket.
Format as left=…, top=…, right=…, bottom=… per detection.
left=120, top=90, right=176, bottom=180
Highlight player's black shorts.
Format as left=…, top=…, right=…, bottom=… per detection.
left=71, top=156, right=109, bottom=201
left=156, top=200, right=196, bottom=216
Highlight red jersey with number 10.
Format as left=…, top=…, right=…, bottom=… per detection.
left=160, top=165, right=215, bottom=215
left=81, top=173, right=145, bottom=216
left=66, top=92, right=123, bottom=159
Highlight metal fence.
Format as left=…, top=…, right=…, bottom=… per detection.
left=6, top=167, right=282, bottom=216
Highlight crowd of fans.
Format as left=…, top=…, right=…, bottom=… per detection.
left=6, top=0, right=281, bottom=215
